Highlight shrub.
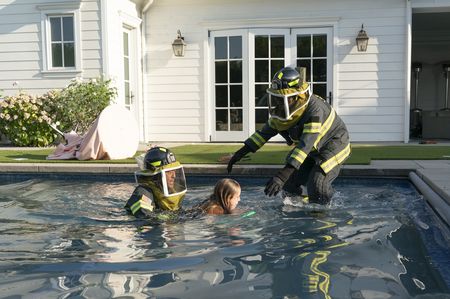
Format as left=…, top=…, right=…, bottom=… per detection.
left=44, top=77, right=117, bottom=134
left=0, top=94, right=58, bottom=147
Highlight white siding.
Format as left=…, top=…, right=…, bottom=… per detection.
left=143, top=0, right=408, bottom=142
left=0, top=0, right=102, bottom=96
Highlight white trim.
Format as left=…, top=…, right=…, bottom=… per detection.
left=405, top=1, right=412, bottom=143
left=203, top=30, right=211, bottom=141
left=101, top=0, right=109, bottom=77
left=38, top=4, right=82, bottom=74
left=119, top=10, right=142, bottom=28
left=36, top=2, right=81, bottom=11
left=200, top=16, right=341, bottom=29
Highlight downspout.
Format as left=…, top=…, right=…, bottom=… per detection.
left=140, top=0, right=154, bottom=143
left=405, top=0, right=412, bottom=143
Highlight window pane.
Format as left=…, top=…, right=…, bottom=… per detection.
left=63, top=16, right=74, bottom=41
left=255, top=84, right=268, bottom=107
left=255, top=60, right=269, bottom=83
left=215, top=85, right=228, bottom=107
left=271, top=36, right=284, bottom=58
left=64, top=43, right=75, bottom=67
left=297, top=35, right=311, bottom=58
left=230, top=85, right=242, bottom=107
left=229, top=61, right=242, bottom=83
left=215, top=61, right=227, bottom=83
left=50, top=17, right=61, bottom=42
left=216, top=109, right=228, bottom=131
left=297, top=59, right=311, bottom=82
left=255, top=109, right=269, bottom=130
left=313, top=59, right=326, bottom=82
left=229, top=36, right=242, bottom=59
left=52, top=44, right=62, bottom=67
left=215, top=37, right=227, bottom=59
left=313, top=35, right=326, bottom=57
left=313, top=83, right=326, bottom=100
left=271, top=60, right=284, bottom=79
left=255, top=35, right=268, bottom=58
left=230, top=109, right=242, bottom=131
left=123, top=32, right=129, bottom=56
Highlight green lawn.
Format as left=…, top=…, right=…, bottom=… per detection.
left=0, top=144, right=449, bottom=165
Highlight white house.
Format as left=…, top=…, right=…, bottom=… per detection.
left=1, top=0, right=450, bottom=143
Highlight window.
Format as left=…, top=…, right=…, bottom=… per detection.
left=49, top=15, right=75, bottom=68
left=37, top=2, right=81, bottom=73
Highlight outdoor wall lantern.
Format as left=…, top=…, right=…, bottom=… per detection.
left=172, top=30, right=186, bottom=57
left=356, top=24, right=369, bottom=52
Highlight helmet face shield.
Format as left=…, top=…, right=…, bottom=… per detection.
left=267, top=90, right=301, bottom=120
left=135, top=162, right=187, bottom=210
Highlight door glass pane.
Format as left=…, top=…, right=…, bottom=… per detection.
left=216, top=110, right=228, bottom=131
left=229, top=61, right=242, bottom=83
left=215, top=61, right=227, bottom=83
left=214, top=35, right=243, bottom=133
left=297, top=60, right=311, bottom=82
left=255, top=84, right=268, bottom=107
left=313, top=59, right=327, bottom=82
left=297, top=35, right=311, bottom=58
left=125, top=82, right=130, bottom=106
left=229, top=36, right=242, bottom=59
left=64, top=43, right=75, bottom=67
left=313, top=35, right=326, bottom=57
left=313, top=83, right=326, bottom=100
left=62, top=16, right=74, bottom=41
left=215, top=86, right=228, bottom=107
left=271, top=36, right=284, bottom=58
left=255, top=36, right=268, bottom=58
left=230, top=109, right=242, bottom=131
left=271, top=60, right=284, bottom=79
left=230, top=85, right=242, bottom=107
left=215, top=37, right=227, bottom=59
left=255, top=109, right=269, bottom=130
left=255, top=60, right=269, bottom=82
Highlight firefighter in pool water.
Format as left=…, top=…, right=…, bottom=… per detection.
left=125, top=147, right=187, bottom=217
left=228, top=67, right=351, bottom=205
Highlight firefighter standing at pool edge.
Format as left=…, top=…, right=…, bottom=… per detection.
left=227, top=67, right=351, bottom=205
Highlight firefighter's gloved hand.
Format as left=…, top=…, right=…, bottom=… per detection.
left=227, top=145, right=251, bottom=174
left=264, top=164, right=296, bottom=197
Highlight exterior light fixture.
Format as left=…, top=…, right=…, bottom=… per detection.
left=172, top=29, right=186, bottom=57
left=356, top=24, right=369, bottom=52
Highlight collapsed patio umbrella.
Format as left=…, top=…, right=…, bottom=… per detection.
left=47, top=104, right=139, bottom=160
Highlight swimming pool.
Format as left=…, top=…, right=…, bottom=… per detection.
left=0, top=176, right=449, bottom=298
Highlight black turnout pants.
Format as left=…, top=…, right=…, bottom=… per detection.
left=283, top=156, right=341, bottom=205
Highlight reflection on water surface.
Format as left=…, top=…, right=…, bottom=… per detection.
left=0, top=177, right=449, bottom=298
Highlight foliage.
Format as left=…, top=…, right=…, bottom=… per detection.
left=0, top=93, right=58, bottom=147
left=44, top=77, right=117, bottom=134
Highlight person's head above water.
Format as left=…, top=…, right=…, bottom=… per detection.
left=209, top=178, right=241, bottom=214
left=134, top=146, right=187, bottom=210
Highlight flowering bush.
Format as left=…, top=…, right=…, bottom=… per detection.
left=0, top=94, right=58, bottom=146
left=44, top=77, right=117, bottom=134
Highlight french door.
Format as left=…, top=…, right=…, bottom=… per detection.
left=210, top=27, right=332, bottom=141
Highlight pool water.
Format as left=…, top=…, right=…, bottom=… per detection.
left=0, top=176, right=449, bottom=298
